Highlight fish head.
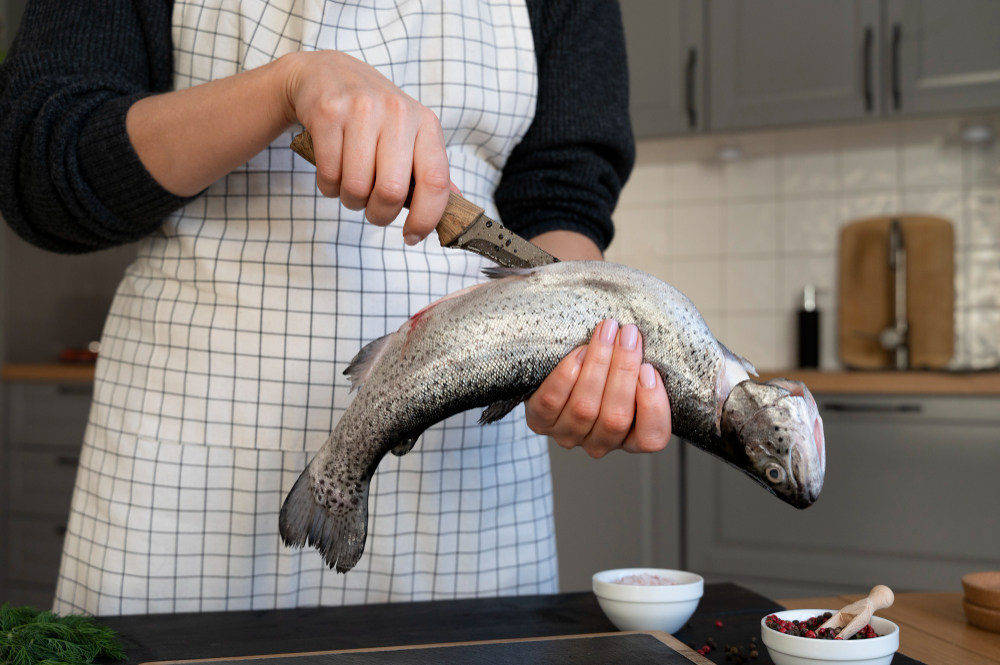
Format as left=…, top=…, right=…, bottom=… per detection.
left=721, top=378, right=825, bottom=508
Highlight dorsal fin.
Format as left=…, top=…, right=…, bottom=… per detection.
left=719, top=341, right=758, bottom=376
left=343, top=333, right=394, bottom=391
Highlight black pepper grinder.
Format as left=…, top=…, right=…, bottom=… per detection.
left=798, top=285, right=820, bottom=369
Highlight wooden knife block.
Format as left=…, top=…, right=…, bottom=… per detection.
left=838, top=216, right=954, bottom=369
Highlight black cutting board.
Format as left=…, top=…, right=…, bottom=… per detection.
left=147, top=633, right=697, bottom=665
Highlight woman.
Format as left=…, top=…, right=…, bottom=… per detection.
left=0, top=0, right=671, bottom=615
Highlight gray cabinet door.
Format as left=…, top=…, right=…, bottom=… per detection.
left=708, top=0, right=881, bottom=131
left=683, top=395, right=1000, bottom=600
left=620, top=0, right=704, bottom=138
left=886, top=0, right=1000, bottom=116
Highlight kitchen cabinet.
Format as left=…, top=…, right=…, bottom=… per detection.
left=707, top=0, right=881, bottom=131
left=625, top=0, right=1000, bottom=137
left=548, top=437, right=682, bottom=592
left=0, top=0, right=26, bottom=55
left=683, top=394, right=1000, bottom=600
left=1, top=381, right=91, bottom=608
left=619, top=0, right=704, bottom=138
left=886, top=0, right=1000, bottom=117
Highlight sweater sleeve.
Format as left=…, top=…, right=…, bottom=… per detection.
left=0, top=0, right=193, bottom=254
left=494, top=0, right=635, bottom=251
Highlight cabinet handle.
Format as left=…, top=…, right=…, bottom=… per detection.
left=685, top=48, right=697, bottom=129
left=56, top=456, right=80, bottom=467
left=822, top=403, right=921, bottom=414
left=891, top=23, right=902, bottom=110
left=863, top=26, right=874, bottom=112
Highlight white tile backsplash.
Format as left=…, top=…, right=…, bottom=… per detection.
left=841, top=146, right=899, bottom=192
left=671, top=204, right=722, bottom=257
left=611, top=112, right=1000, bottom=370
left=671, top=258, right=723, bottom=313
left=728, top=313, right=781, bottom=370
left=969, top=249, right=1000, bottom=308
left=838, top=191, right=901, bottom=223
left=724, top=201, right=778, bottom=256
left=968, top=186, right=1000, bottom=247
left=670, top=162, right=724, bottom=202
left=778, top=256, right=837, bottom=311
left=725, top=258, right=777, bottom=313
left=724, top=156, right=778, bottom=200
left=780, top=153, right=839, bottom=196
left=781, top=198, right=840, bottom=254
left=903, top=188, right=966, bottom=247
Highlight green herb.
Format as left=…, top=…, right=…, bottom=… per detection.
left=0, top=603, right=127, bottom=665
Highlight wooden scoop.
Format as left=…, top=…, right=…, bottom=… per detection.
left=819, top=585, right=894, bottom=640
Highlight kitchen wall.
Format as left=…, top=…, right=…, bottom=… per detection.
left=607, top=113, right=1000, bottom=371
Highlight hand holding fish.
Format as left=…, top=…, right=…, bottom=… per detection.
left=525, top=319, right=672, bottom=458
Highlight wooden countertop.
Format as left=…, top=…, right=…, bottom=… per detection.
left=756, top=370, right=1000, bottom=396
left=2, top=363, right=97, bottom=382
left=780, top=592, right=999, bottom=665
left=3, top=364, right=1000, bottom=395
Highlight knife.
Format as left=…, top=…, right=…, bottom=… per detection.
left=290, top=131, right=558, bottom=269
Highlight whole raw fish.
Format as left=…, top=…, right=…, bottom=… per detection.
left=280, top=261, right=826, bottom=572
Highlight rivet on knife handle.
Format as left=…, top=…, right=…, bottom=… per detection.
left=290, top=130, right=482, bottom=246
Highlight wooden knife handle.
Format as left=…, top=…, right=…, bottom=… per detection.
left=290, top=130, right=481, bottom=246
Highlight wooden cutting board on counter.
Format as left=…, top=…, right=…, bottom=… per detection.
left=839, top=216, right=953, bottom=369
left=142, top=632, right=710, bottom=665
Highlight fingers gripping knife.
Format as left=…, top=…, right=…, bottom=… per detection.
left=289, top=131, right=558, bottom=269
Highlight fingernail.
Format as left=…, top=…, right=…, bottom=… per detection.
left=620, top=324, right=638, bottom=350
left=639, top=363, right=656, bottom=389
left=403, top=233, right=422, bottom=246
left=576, top=346, right=588, bottom=364
left=599, top=319, right=618, bottom=346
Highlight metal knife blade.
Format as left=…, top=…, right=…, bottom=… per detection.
left=290, top=131, right=558, bottom=269
left=447, top=210, right=558, bottom=269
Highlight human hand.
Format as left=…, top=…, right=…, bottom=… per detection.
left=525, top=319, right=672, bottom=458
left=280, top=50, right=451, bottom=245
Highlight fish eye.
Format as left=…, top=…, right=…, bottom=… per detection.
left=765, top=464, right=785, bottom=484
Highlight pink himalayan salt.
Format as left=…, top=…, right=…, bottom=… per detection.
left=613, top=573, right=675, bottom=586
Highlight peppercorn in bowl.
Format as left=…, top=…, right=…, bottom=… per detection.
left=592, top=568, right=703, bottom=634
left=760, top=609, right=899, bottom=665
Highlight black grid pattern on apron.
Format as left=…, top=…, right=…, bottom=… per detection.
left=54, top=0, right=557, bottom=615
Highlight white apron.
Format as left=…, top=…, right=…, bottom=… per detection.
left=54, top=0, right=557, bottom=616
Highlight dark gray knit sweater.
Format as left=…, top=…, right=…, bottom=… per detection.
left=0, top=0, right=633, bottom=254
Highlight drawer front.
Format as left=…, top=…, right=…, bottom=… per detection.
left=8, top=448, right=80, bottom=517
left=7, top=518, right=67, bottom=586
left=8, top=383, right=93, bottom=446
left=2, top=582, right=56, bottom=610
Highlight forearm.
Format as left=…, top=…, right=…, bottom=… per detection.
left=530, top=230, right=603, bottom=261
left=127, top=57, right=296, bottom=197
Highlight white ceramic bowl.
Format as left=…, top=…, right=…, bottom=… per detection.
left=760, top=609, right=900, bottom=665
left=592, top=568, right=703, bottom=634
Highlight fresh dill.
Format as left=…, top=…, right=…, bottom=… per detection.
left=0, top=603, right=127, bottom=665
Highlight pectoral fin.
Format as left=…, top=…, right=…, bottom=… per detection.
left=479, top=391, right=535, bottom=425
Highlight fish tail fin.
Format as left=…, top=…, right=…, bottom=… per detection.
left=279, top=467, right=369, bottom=573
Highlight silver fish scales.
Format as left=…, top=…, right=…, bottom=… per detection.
left=280, top=261, right=826, bottom=572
